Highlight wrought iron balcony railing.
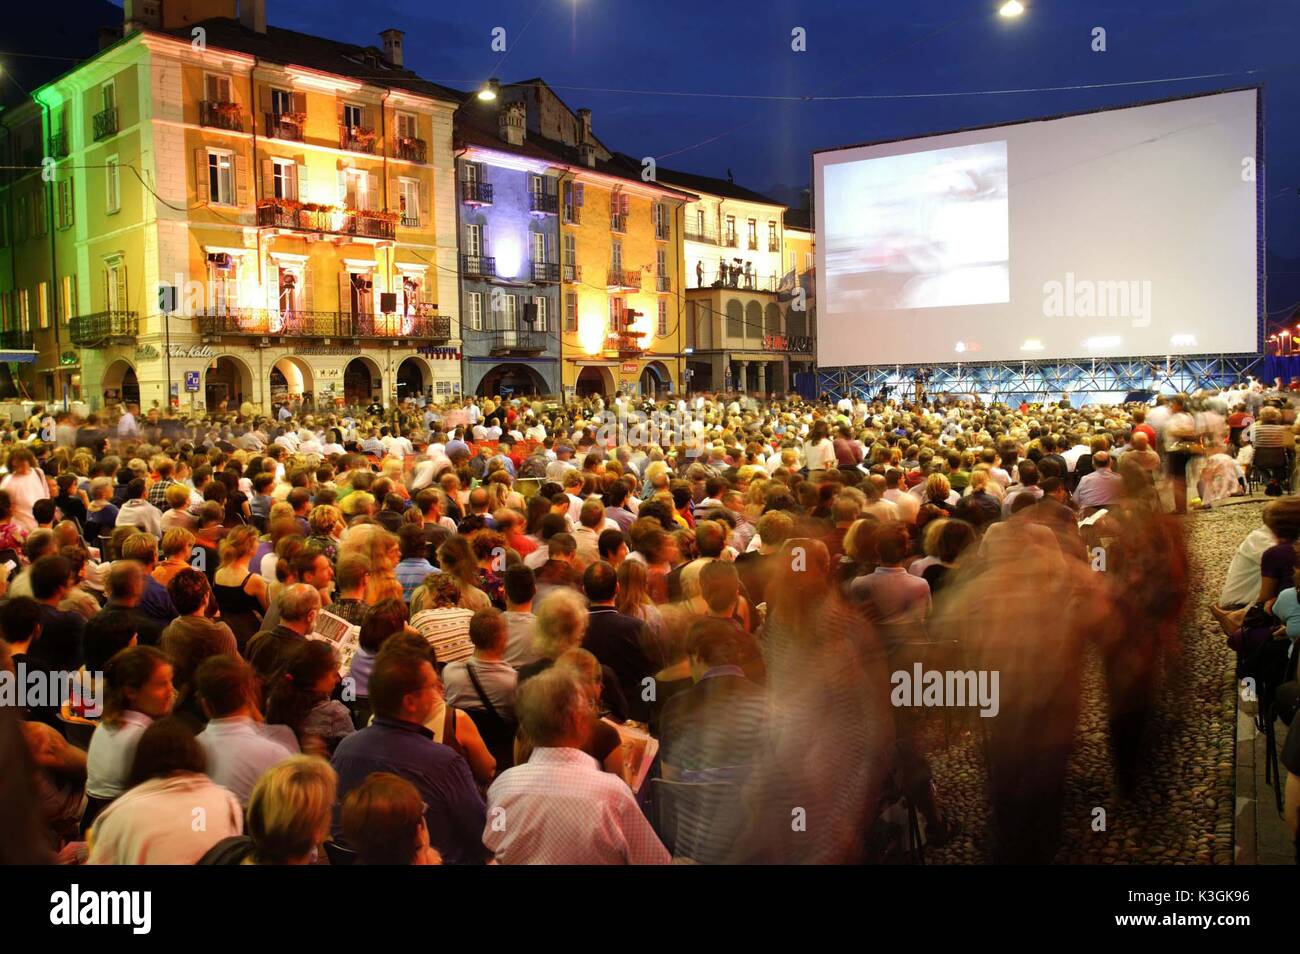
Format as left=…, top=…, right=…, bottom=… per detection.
left=562, top=263, right=582, bottom=283
left=604, top=332, right=646, bottom=355
left=656, top=273, right=672, bottom=293
left=462, top=181, right=493, bottom=204
left=462, top=254, right=496, bottom=279
left=563, top=204, right=581, bottom=225
left=71, top=310, right=137, bottom=346
left=339, top=125, right=377, bottom=154
left=692, top=269, right=780, bottom=292
left=264, top=112, right=306, bottom=142
left=531, top=262, right=560, bottom=283
left=530, top=191, right=559, bottom=214
left=610, top=213, right=627, bottom=233
left=768, top=237, right=780, bottom=252
left=722, top=233, right=738, bottom=248
left=606, top=268, right=642, bottom=290
left=395, top=137, right=427, bottom=163
left=489, top=330, right=549, bottom=355
left=49, top=130, right=69, bottom=158
left=685, top=223, right=718, bottom=244
left=400, top=212, right=420, bottom=228
left=257, top=202, right=396, bottom=241
left=200, top=101, right=244, bottom=132
left=198, top=309, right=451, bottom=340
left=92, top=107, right=118, bottom=142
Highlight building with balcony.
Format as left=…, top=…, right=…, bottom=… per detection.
left=0, top=0, right=464, bottom=412
left=456, top=83, right=693, bottom=399
left=656, top=167, right=812, bottom=396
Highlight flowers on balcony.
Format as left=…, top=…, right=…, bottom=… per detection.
left=213, top=101, right=242, bottom=121
left=351, top=127, right=377, bottom=147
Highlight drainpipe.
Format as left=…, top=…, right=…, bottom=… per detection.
left=36, top=96, right=60, bottom=408
left=249, top=57, right=265, bottom=412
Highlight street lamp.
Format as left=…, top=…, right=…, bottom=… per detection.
left=999, top=0, right=1025, bottom=17
left=477, top=78, right=499, bottom=102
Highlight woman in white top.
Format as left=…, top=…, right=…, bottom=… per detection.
left=0, top=448, right=49, bottom=535
left=86, top=646, right=175, bottom=802
left=88, top=717, right=242, bottom=865
left=802, top=420, right=837, bottom=475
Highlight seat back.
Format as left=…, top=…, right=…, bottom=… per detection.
left=1253, top=446, right=1288, bottom=469
left=323, top=841, right=357, bottom=866
left=651, top=778, right=743, bottom=864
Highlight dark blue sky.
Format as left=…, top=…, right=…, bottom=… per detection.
left=61, top=1, right=1300, bottom=277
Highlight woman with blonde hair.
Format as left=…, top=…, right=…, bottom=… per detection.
left=199, top=756, right=338, bottom=865
left=153, top=528, right=197, bottom=588
left=615, top=558, right=667, bottom=655
left=925, top=472, right=954, bottom=516
left=212, top=525, right=269, bottom=649
left=338, top=523, right=401, bottom=602
left=305, top=504, right=344, bottom=563
left=516, top=588, right=628, bottom=721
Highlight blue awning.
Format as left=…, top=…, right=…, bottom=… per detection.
left=0, top=352, right=38, bottom=364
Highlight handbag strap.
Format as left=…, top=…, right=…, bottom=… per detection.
left=465, top=661, right=506, bottom=729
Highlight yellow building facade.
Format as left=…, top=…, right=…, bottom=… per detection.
left=4, top=12, right=463, bottom=413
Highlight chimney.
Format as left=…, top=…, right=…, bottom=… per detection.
left=576, top=108, right=596, bottom=167
left=380, top=29, right=404, bottom=67
left=498, top=101, right=526, bottom=147
left=123, top=0, right=161, bottom=34
left=240, top=0, right=267, bottom=33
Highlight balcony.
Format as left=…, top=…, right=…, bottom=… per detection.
left=562, top=263, right=582, bottom=283
left=529, top=191, right=559, bottom=214
left=656, top=274, right=672, bottom=293
left=92, top=107, right=118, bottom=142
left=340, top=125, right=378, bottom=154
left=198, top=309, right=452, bottom=341
left=71, top=310, right=137, bottom=346
left=462, top=181, right=493, bottom=205
left=768, top=237, right=780, bottom=252
left=655, top=224, right=670, bottom=241
left=400, top=211, right=420, bottom=228
left=50, top=131, right=69, bottom=158
left=264, top=112, right=306, bottom=142
left=722, top=233, right=738, bottom=248
left=0, top=329, right=34, bottom=350
left=747, top=238, right=759, bottom=251
left=693, top=268, right=780, bottom=292
left=462, top=254, right=496, bottom=279
left=200, top=101, right=244, bottom=132
left=395, top=137, right=427, bottom=163
left=563, top=205, right=581, bottom=225
left=489, top=330, right=549, bottom=356
left=605, top=332, right=646, bottom=356
left=610, top=213, right=627, bottom=233
left=531, top=262, right=561, bottom=283
left=257, top=201, right=397, bottom=241
left=685, top=223, right=718, bottom=245
left=607, top=268, right=641, bottom=291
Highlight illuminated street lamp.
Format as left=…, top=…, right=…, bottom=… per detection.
left=477, top=78, right=500, bottom=102
left=999, top=0, right=1025, bottom=17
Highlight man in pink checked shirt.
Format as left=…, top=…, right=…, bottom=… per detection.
left=482, top=667, right=669, bottom=865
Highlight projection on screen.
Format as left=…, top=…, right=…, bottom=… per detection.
left=813, top=89, right=1260, bottom=367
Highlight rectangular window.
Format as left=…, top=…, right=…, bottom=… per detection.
left=60, top=276, right=76, bottom=323
left=57, top=179, right=73, bottom=229
left=747, top=218, right=757, bottom=249
left=272, top=158, right=297, bottom=200
left=105, top=258, right=125, bottom=313
left=466, top=223, right=482, bottom=257
left=768, top=220, right=778, bottom=248
left=396, top=112, right=417, bottom=140
left=502, top=294, right=517, bottom=331
left=564, top=291, right=577, bottom=332
left=805, top=251, right=813, bottom=271
left=468, top=291, right=483, bottom=331
left=725, top=215, right=736, bottom=244
left=32, top=190, right=47, bottom=237
left=102, top=81, right=115, bottom=113
left=37, top=282, right=49, bottom=329
left=343, top=103, right=364, bottom=130
left=658, top=299, right=667, bottom=337
left=205, top=74, right=233, bottom=103
left=611, top=239, right=622, bottom=272
left=563, top=233, right=575, bottom=265
left=533, top=296, right=547, bottom=333
left=342, top=168, right=369, bottom=209
left=270, top=87, right=293, bottom=116
left=207, top=150, right=235, bottom=205
left=398, top=178, right=419, bottom=226
left=106, top=157, right=120, bottom=213
left=532, top=231, right=547, bottom=264
left=608, top=296, right=624, bottom=333
left=18, top=289, right=30, bottom=332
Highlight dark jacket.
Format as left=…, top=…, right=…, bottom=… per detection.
left=582, top=606, right=655, bottom=722
left=245, top=624, right=308, bottom=685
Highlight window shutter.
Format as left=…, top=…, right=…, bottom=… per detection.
left=302, top=267, right=314, bottom=313
left=262, top=159, right=274, bottom=196
left=367, top=172, right=379, bottom=211
left=389, top=178, right=400, bottom=216
left=292, top=91, right=306, bottom=115
left=194, top=149, right=210, bottom=203
left=337, top=168, right=348, bottom=206
left=115, top=265, right=127, bottom=314
left=337, top=99, right=346, bottom=128
left=234, top=152, right=250, bottom=205
left=294, top=162, right=305, bottom=201
left=418, top=180, right=429, bottom=228
left=575, top=183, right=584, bottom=206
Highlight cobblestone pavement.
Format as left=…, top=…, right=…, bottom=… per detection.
left=922, top=502, right=1253, bottom=864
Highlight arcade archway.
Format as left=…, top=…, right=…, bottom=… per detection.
left=639, top=360, right=671, bottom=398
left=478, top=363, right=548, bottom=398
left=396, top=356, right=432, bottom=404
left=575, top=365, right=615, bottom=398
left=344, top=357, right=382, bottom=406
left=102, top=359, right=138, bottom=408
left=270, top=356, right=314, bottom=407
left=205, top=355, right=254, bottom=413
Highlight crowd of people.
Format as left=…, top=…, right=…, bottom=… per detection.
left=1, top=377, right=1297, bottom=865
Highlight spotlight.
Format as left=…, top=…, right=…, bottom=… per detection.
left=999, top=0, right=1025, bottom=17
left=477, top=78, right=499, bottom=102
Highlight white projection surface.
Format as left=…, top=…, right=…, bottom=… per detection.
left=813, top=89, right=1260, bottom=366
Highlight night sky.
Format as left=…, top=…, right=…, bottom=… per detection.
left=7, top=1, right=1300, bottom=298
